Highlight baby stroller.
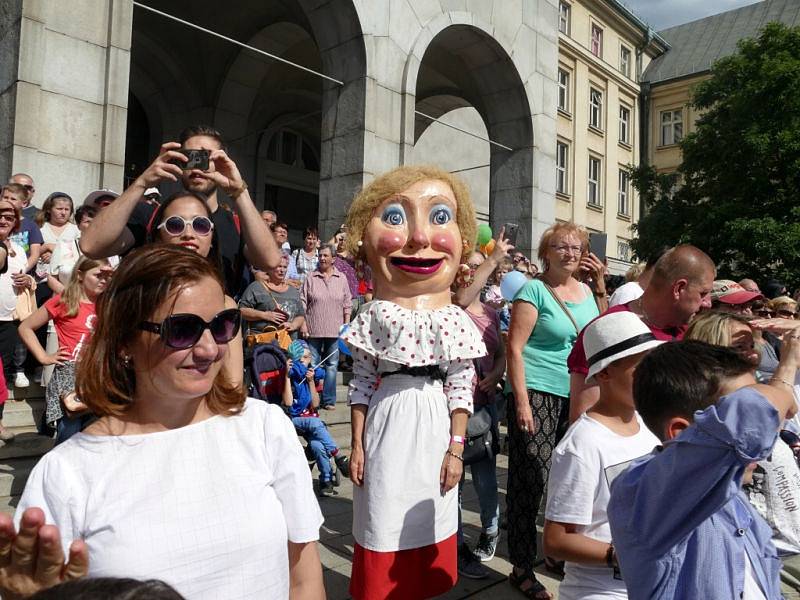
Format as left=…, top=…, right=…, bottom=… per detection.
left=247, top=340, right=347, bottom=488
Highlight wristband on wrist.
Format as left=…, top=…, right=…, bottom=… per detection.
left=450, top=435, right=465, bottom=445
left=605, top=543, right=615, bottom=568
left=229, top=181, right=248, bottom=199
left=446, top=449, right=463, bottom=462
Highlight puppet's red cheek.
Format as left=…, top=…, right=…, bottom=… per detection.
left=431, top=231, right=458, bottom=255
left=375, top=232, right=405, bottom=255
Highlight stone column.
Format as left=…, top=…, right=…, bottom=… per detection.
left=0, top=0, right=133, bottom=206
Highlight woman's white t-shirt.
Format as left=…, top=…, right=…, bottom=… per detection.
left=0, top=241, right=31, bottom=321
left=545, top=412, right=659, bottom=600
left=16, top=399, right=324, bottom=599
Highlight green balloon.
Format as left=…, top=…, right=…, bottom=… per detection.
left=477, top=223, right=493, bottom=246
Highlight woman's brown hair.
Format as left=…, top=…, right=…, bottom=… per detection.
left=76, top=244, right=245, bottom=417
left=36, top=192, right=74, bottom=228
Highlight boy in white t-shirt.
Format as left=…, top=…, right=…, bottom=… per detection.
left=543, top=311, right=662, bottom=600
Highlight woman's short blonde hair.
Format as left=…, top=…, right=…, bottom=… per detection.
left=625, top=263, right=645, bottom=282
left=344, top=165, right=477, bottom=261
left=770, top=296, right=798, bottom=313
left=536, top=221, right=589, bottom=265
left=685, top=311, right=752, bottom=347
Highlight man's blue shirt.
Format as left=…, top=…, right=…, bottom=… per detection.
left=608, top=387, right=782, bottom=599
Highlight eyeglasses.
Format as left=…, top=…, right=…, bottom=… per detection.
left=157, top=215, right=214, bottom=237
left=22, top=185, right=34, bottom=192
left=776, top=309, right=797, bottom=319
left=139, top=308, right=241, bottom=349
left=755, top=309, right=774, bottom=318
left=0, top=214, right=16, bottom=223
left=550, top=244, right=583, bottom=255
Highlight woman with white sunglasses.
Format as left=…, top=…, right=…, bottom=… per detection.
left=146, top=192, right=243, bottom=385
left=1, top=244, right=325, bottom=599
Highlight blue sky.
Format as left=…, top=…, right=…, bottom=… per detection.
left=621, top=0, right=762, bottom=30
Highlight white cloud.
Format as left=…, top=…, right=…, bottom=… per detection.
left=621, top=0, right=762, bottom=30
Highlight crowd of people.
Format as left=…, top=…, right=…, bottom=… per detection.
left=0, top=124, right=798, bottom=600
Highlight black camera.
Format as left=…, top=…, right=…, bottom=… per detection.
left=173, top=148, right=209, bottom=171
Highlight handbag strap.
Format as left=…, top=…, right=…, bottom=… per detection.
left=260, top=281, right=282, bottom=311
left=540, top=279, right=580, bottom=334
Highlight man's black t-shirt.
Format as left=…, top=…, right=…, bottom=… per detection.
left=128, top=201, right=244, bottom=296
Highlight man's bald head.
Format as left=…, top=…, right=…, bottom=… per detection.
left=9, top=173, right=34, bottom=205
left=650, top=245, right=716, bottom=289
left=739, top=278, right=760, bottom=293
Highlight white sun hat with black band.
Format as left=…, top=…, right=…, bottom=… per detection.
left=584, top=311, right=665, bottom=384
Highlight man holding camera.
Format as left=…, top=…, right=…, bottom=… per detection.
left=79, top=125, right=280, bottom=296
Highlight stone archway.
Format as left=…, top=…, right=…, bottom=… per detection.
left=402, top=13, right=552, bottom=256
left=127, top=0, right=367, bottom=239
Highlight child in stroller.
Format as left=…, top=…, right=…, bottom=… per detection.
left=285, top=340, right=350, bottom=497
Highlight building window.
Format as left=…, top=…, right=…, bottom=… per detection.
left=266, top=128, right=320, bottom=171
left=617, top=240, right=631, bottom=262
left=589, top=88, right=603, bottom=130
left=559, top=2, right=570, bottom=34
left=591, top=24, right=603, bottom=57
left=620, top=45, right=631, bottom=78
left=618, top=169, right=630, bottom=215
left=660, top=109, right=683, bottom=146
left=588, top=156, right=602, bottom=206
left=556, top=142, right=569, bottom=195
left=619, top=105, right=630, bottom=144
left=558, top=69, right=570, bottom=112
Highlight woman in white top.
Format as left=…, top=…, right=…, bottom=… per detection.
left=0, top=199, right=30, bottom=441
left=36, top=193, right=80, bottom=296
left=1, top=244, right=325, bottom=599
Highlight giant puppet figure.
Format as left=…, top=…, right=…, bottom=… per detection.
left=342, top=166, right=486, bottom=599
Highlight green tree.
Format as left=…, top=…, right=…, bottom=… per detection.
left=632, top=22, right=800, bottom=286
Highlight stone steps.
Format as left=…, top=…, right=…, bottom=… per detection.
left=0, top=384, right=50, bottom=514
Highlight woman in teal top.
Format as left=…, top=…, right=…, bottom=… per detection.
left=505, top=222, right=604, bottom=599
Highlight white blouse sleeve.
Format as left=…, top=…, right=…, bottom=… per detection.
left=263, top=405, right=324, bottom=543
left=444, top=359, right=475, bottom=415
left=348, top=348, right=378, bottom=407
left=15, top=453, right=83, bottom=558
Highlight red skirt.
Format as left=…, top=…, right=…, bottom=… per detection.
left=349, top=534, right=457, bottom=600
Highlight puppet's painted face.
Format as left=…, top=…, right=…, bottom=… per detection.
left=363, top=179, right=462, bottom=301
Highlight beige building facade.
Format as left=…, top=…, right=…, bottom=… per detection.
left=643, top=0, right=800, bottom=179
left=556, top=0, right=667, bottom=273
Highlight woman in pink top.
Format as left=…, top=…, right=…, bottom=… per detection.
left=300, top=244, right=352, bottom=409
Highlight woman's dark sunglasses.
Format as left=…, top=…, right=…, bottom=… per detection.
left=139, top=308, right=241, bottom=349
left=157, top=215, right=214, bottom=237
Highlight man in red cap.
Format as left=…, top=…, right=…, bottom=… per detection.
left=711, top=279, right=764, bottom=315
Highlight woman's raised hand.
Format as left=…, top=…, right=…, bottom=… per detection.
left=0, top=508, right=89, bottom=599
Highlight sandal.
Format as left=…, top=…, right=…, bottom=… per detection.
left=509, top=568, right=553, bottom=599
left=543, top=556, right=565, bottom=578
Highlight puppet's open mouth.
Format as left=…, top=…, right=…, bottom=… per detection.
left=390, top=256, right=444, bottom=274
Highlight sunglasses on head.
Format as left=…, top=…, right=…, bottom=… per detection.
left=139, top=308, right=241, bottom=349
left=157, top=215, right=214, bottom=237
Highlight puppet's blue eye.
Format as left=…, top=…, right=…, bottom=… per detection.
left=430, top=204, right=453, bottom=225
left=381, top=204, right=406, bottom=226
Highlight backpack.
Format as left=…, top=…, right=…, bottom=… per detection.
left=247, top=341, right=288, bottom=404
